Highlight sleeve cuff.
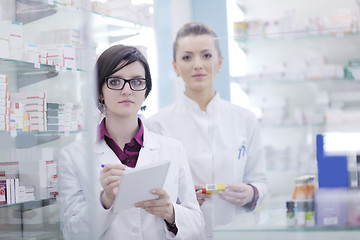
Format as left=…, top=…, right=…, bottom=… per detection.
left=243, top=184, right=259, bottom=211
left=164, top=220, right=178, bottom=235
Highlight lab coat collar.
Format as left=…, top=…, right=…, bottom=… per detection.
left=181, top=91, right=221, bottom=115
left=93, top=125, right=159, bottom=154
left=93, top=125, right=160, bottom=168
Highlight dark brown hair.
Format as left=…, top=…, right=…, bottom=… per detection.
left=96, top=45, right=152, bottom=109
left=173, top=22, right=222, bottom=62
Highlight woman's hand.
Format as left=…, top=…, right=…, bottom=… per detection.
left=194, top=184, right=211, bottom=206
left=218, top=183, right=254, bottom=206
left=100, top=163, right=127, bottom=209
left=134, top=189, right=175, bottom=224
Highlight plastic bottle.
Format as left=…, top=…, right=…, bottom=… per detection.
left=292, top=177, right=308, bottom=200
left=286, top=201, right=296, bottom=227
left=306, top=175, right=316, bottom=199
left=296, top=201, right=307, bottom=227
left=305, top=200, right=315, bottom=227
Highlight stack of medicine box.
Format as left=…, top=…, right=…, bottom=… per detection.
left=0, top=21, right=23, bottom=60
left=0, top=150, right=22, bottom=205
left=47, top=102, right=73, bottom=132
left=9, top=92, right=47, bottom=132
left=17, top=147, right=56, bottom=199
left=0, top=74, right=9, bottom=131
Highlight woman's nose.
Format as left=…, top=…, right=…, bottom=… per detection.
left=121, top=82, right=132, bottom=94
left=193, top=56, right=203, bottom=70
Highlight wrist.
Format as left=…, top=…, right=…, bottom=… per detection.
left=101, top=191, right=113, bottom=209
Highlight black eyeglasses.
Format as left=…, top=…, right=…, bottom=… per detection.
left=105, top=77, right=147, bottom=91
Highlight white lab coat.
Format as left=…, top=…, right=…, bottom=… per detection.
left=58, top=125, right=204, bottom=240
left=145, top=92, right=267, bottom=239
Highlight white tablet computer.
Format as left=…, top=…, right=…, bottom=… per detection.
left=112, top=160, right=170, bottom=212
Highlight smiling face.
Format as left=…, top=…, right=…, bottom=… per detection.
left=173, top=34, right=223, bottom=95
left=101, top=61, right=146, bottom=119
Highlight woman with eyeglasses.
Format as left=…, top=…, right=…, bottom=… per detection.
left=58, top=45, right=204, bottom=240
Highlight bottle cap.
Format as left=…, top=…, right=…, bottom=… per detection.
left=286, top=201, right=295, bottom=210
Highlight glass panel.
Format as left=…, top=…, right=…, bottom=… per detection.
left=1, top=0, right=157, bottom=239
left=0, top=0, right=96, bottom=239
left=211, top=0, right=360, bottom=238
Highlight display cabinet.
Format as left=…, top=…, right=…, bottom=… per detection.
left=0, top=0, right=154, bottom=238
left=211, top=0, right=360, bottom=239
left=0, top=1, right=89, bottom=239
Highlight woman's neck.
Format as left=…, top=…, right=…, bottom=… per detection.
left=105, top=115, right=139, bottom=149
left=185, top=88, right=215, bottom=112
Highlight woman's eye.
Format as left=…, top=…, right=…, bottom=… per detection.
left=203, top=53, right=212, bottom=59
left=131, top=79, right=141, bottom=86
left=182, top=55, right=191, bottom=61
left=110, top=79, right=120, bottom=85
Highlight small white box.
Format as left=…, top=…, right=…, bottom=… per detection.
left=18, top=148, right=47, bottom=188
left=0, top=21, right=10, bottom=59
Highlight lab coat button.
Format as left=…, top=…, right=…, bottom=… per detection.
left=133, top=228, right=139, bottom=234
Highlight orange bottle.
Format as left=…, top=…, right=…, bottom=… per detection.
left=292, top=177, right=308, bottom=200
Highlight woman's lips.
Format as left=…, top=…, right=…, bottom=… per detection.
left=192, top=74, right=205, bottom=79
left=119, top=100, right=133, bottom=104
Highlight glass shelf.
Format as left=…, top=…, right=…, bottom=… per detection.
left=260, top=123, right=326, bottom=129
left=259, top=122, right=360, bottom=129
left=234, top=29, right=360, bottom=45
left=0, top=58, right=85, bottom=73
left=0, top=197, right=56, bottom=211
left=232, top=77, right=359, bottom=86
left=0, top=131, right=82, bottom=149
left=0, top=231, right=63, bottom=240
left=214, top=225, right=360, bottom=232
left=53, top=0, right=143, bottom=29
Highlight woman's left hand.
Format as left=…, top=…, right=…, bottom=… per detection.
left=134, top=189, right=175, bottom=224
left=218, top=183, right=254, bottom=206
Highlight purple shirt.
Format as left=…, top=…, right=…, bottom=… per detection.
left=98, top=118, right=144, bottom=168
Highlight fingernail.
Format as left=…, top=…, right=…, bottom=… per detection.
left=150, top=190, right=156, bottom=194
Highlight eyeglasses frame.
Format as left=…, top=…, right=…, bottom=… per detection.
left=105, top=76, right=147, bottom=91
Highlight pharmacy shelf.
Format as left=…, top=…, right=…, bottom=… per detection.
left=0, top=231, right=63, bottom=240
left=0, top=131, right=81, bottom=149
left=52, top=0, right=143, bottom=31
left=232, top=78, right=359, bottom=86
left=234, top=29, right=360, bottom=46
left=16, top=0, right=58, bottom=24
left=0, top=197, right=56, bottom=211
left=0, top=58, right=87, bottom=89
left=214, top=225, right=360, bottom=232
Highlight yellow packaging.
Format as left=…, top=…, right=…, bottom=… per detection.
left=199, top=183, right=226, bottom=194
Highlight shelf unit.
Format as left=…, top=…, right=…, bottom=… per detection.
left=0, top=1, right=76, bottom=239
left=229, top=25, right=360, bottom=171
left=215, top=1, right=360, bottom=239
left=0, top=0, right=154, bottom=239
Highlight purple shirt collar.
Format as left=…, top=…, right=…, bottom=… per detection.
left=98, top=118, right=144, bottom=147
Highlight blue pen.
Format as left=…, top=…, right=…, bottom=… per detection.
left=238, top=145, right=246, bottom=160
left=101, top=164, right=105, bottom=168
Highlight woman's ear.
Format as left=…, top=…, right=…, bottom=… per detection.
left=217, top=56, right=224, bottom=73
left=99, top=94, right=104, bottom=104
left=172, top=61, right=180, bottom=77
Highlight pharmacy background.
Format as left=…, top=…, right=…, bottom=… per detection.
left=1, top=0, right=360, bottom=240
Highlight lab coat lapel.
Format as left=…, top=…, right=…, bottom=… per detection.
left=93, top=139, right=120, bottom=166
left=136, top=127, right=159, bottom=168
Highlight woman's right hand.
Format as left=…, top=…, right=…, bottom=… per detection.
left=194, top=184, right=211, bottom=206
left=100, top=163, right=127, bottom=209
